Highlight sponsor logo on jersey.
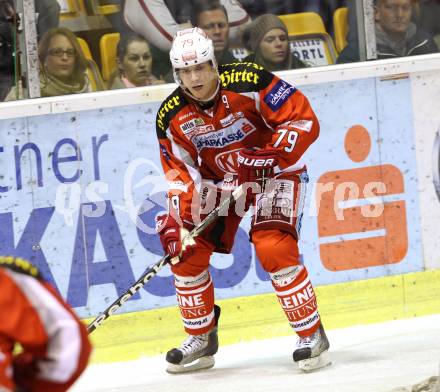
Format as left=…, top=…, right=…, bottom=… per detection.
left=219, top=111, right=244, bottom=127
left=220, top=68, right=260, bottom=87
left=264, top=80, right=296, bottom=111
left=185, top=124, right=215, bottom=140
left=195, top=118, right=204, bottom=125
left=160, top=144, right=171, bottom=160
left=215, top=149, right=241, bottom=173
left=191, top=119, right=256, bottom=152
left=157, top=95, right=181, bottom=131
left=178, top=111, right=197, bottom=121
left=289, top=119, right=313, bottom=132
left=180, top=117, right=205, bottom=134
left=181, top=120, right=196, bottom=133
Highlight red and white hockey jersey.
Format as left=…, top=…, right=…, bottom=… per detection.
left=155, top=62, right=320, bottom=226
left=0, top=257, right=91, bottom=392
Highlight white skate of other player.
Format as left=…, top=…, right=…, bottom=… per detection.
left=293, top=324, right=331, bottom=372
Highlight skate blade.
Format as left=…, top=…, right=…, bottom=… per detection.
left=297, top=350, right=331, bottom=372
left=166, top=356, right=215, bottom=374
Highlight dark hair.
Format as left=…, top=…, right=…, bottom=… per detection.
left=38, top=27, right=87, bottom=80
left=116, top=33, right=150, bottom=62
left=190, top=0, right=228, bottom=27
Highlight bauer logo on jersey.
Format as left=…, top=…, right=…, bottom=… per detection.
left=264, top=80, right=296, bottom=111
left=192, top=119, right=256, bottom=152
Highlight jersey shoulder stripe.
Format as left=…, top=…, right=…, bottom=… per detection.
left=219, top=62, right=273, bottom=93
left=0, top=255, right=42, bottom=279
left=156, top=88, right=189, bottom=138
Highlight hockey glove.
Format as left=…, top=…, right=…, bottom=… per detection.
left=237, top=148, right=278, bottom=192
left=156, top=214, right=196, bottom=264
left=13, top=352, right=38, bottom=391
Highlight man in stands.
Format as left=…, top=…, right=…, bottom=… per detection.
left=155, top=27, right=330, bottom=374
left=337, top=0, right=438, bottom=63
left=190, top=0, right=240, bottom=66
left=123, top=0, right=249, bottom=52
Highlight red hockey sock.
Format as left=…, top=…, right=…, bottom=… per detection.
left=174, top=270, right=215, bottom=335
left=271, top=266, right=321, bottom=337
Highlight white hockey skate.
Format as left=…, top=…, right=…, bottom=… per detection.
left=166, top=305, right=220, bottom=374
left=293, top=324, right=331, bottom=372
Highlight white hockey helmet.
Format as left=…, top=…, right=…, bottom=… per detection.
left=170, top=27, right=218, bottom=85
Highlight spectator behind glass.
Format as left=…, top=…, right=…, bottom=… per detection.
left=242, top=14, right=307, bottom=71
left=417, top=0, right=440, bottom=48
left=5, top=27, right=92, bottom=100
left=346, top=0, right=440, bottom=46
left=239, top=0, right=348, bottom=35
left=190, top=0, right=238, bottom=66
left=36, top=0, right=60, bottom=37
left=123, top=0, right=249, bottom=52
left=109, top=33, right=165, bottom=89
left=0, top=0, right=60, bottom=101
left=337, top=0, right=438, bottom=63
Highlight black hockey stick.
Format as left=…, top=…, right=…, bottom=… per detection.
left=87, top=185, right=245, bottom=333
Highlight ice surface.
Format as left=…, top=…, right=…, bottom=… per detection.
left=72, top=314, right=440, bottom=392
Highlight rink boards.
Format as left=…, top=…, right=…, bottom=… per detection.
left=87, top=268, right=440, bottom=362
left=0, top=55, right=439, bottom=342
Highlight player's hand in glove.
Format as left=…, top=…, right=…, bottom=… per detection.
left=156, top=214, right=196, bottom=264
left=237, top=147, right=278, bottom=192
left=13, top=352, right=38, bottom=391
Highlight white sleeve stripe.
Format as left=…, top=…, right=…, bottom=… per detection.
left=6, top=270, right=82, bottom=383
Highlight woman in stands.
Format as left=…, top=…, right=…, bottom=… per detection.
left=38, top=27, right=92, bottom=96
left=242, top=14, right=307, bottom=71
left=5, top=27, right=92, bottom=100
left=109, top=33, right=165, bottom=89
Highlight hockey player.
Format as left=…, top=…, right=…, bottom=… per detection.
left=155, top=27, right=330, bottom=374
left=0, top=256, right=92, bottom=391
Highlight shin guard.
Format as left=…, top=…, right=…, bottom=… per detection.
left=174, top=270, right=215, bottom=335
left=271, top=266, right=320, bottom=337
